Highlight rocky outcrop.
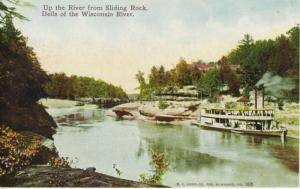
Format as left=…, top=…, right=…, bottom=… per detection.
left=112, top=102, right=142, bottom=111
left=4, top=165, right=150, bottom=187
left=153, top=85, right=199, bottom=101
left=0, top=103, right=57, bottom=139
left=110, top=101, right=201, bottom=121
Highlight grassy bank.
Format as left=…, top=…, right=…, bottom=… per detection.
left=276, top=103, right=299, bottom=139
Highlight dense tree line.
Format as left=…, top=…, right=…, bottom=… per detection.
left=0, top=2, right=48, bottom=107
left=136, top=60, right=222, bottom=100
left=45, top=73, right=128, bottom=100
left=227, top=28, right=299, bottom=101
left=135, top=58, right=240, bottom=100
left=136, top=26, right=299, bottom=102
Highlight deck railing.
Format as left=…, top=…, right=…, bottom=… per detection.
left=201, top=113, right=274, bottom=121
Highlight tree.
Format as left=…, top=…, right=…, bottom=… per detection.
left=165, top=69, right=176, bottom=86
left=0, top=0, right=31, bottom=23
left=267, top=35, right=294, bottom=76
left=157, top=66, right=166, bottom=87
left=45, top=74, right=128, bottom=100
left=0, top=15, right=49, bottom=106
left=198, top=68, right=223, bottom=98
left=176, top=58, right=192, bottom=86
left=219, top=57, right=240, bottom=96
left=226, top=27, right=299, bottom=102
left=285, top=26, right=299, bottom=102
left=227, top=34, right=254, bottom=65
left=149, top=66, right=159, bottom=89
left=190, top=64, right=201, bottom=85
left=135, top=71, right=151, bottom=100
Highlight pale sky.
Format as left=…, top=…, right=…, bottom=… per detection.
left=15, top=0, right=300, bottom=93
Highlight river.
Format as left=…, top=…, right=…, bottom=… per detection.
left=44, top=99, right=298, bottom=187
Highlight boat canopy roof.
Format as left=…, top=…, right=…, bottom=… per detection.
left=205, top=107, right=274, bottom=111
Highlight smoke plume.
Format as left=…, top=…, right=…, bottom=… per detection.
left=256, top=72, right=295, bottom=99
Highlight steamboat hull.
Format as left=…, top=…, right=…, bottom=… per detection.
left=192, top=122, right=287, bottom=137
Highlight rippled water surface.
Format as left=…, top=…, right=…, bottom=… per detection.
left=47, top=100, right=299, bottom=187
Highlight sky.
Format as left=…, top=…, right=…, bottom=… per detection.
left=14, top=0, right=300, bottom=93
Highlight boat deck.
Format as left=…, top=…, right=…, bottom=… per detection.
left=191, top=121, right=287, bottom=137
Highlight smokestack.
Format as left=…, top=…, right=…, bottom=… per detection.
left=255, top=87, right=257, bottom=109
left=262, top=87, right=265, bottom=108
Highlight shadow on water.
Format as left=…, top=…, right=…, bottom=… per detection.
left=269, top=138, right=299, bottom=173
left=241, top=135, right=299, bottom=173
left=206, top=129, right=299, bottom=174
left=137, top=121, right=299, bottom=177
left=55, top=108, right=105, bottom=127
left=136, top=121, right=229, bottom=173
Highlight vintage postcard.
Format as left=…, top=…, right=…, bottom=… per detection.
left=0, top=0, right=299, bottom=187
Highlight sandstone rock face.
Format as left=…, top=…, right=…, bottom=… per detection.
left=112, top=102, right=142, bottom=111
left=153, top=85, right=199, bottom=101
left=110, top=101, right=201, bottom=121
left=162, top=107, right=187, bottom=116
left=0, top=103, right=57, bottom=139
left=139, top=104, right=161, bottom=117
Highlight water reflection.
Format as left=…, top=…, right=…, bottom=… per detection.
left=136, top=121, right=229, bottom=173
left=49, top=104, right=298, bottom=187
left=269, top=140, right=299, bottom=173
left=136, top=120, right=299, bottom=185
left=54, top=108, right=105, bottom=128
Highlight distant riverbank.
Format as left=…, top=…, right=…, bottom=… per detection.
left=106, top=100, right=299, bottom=139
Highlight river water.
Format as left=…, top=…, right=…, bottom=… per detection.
left=46, top=100, right=298, bottom=187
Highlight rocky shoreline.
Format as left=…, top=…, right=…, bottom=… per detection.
left=3, top=165, right=150, bottom=187
left=0, top=128, right=153, bottom=187
left=0, top=99, right=153, bottom=187
left=107, top=101, right=201, bottom=122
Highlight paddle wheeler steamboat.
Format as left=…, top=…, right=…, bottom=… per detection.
left=193, top=107, right=287, bottom=138
left=192, top=88, right=287, bottom=138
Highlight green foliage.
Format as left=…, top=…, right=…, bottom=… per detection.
left=158, top=100, right=168, bottom=110
left=225, top=102, right=238, bottom=109
left=136, top=59, right=219, bottom=100
left=44, top=73, right=128, bottom=100
left=227, top=26, right=299, bottom=102
left=227, top=34, right=254, bottom=65
left=198, top=67, right=223, bottom=97
left=176, top=59, right=192, bottom=86
left=218, top=57, right=240, bottom=96
left=135, top=71, right=152, bottom=100
left=190, top=64, right=201, bottom=85
left=139, top=151, right=169, bottom=185
left=0, top=0, right=31, bottom=23
left=136, top=26, right=299, bottom=102
left=0, top=16, right=49, bottom=106
left=113, top=164, right=122, bottom=177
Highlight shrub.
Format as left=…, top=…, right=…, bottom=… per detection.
left=158, top=100, right=169, bottom=110
left=0, top=126, right=41, bottom=177
left=48, top=157, right=72, bottom=168
left=139, top=150, right=169, bottom=185
left=225, top=102, right=237, bottom=109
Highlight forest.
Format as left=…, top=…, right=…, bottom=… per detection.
left=136, top=27, right=299, bottom=102
left=44, top=73, right=128, bottom=100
